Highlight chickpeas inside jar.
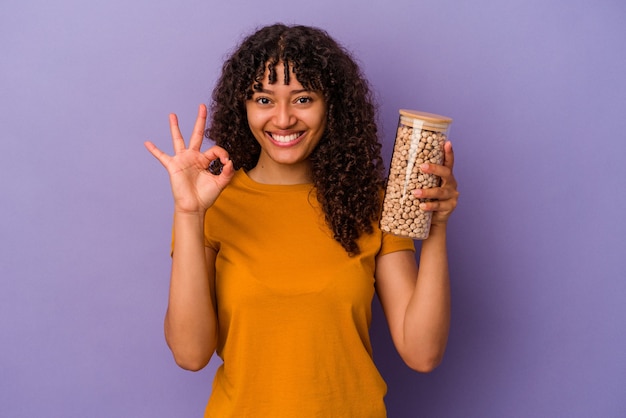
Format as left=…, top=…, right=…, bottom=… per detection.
left=380, top=109, right=452, bottom=239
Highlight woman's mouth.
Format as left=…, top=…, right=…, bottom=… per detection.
left=269, top=132, right=304, bottom=145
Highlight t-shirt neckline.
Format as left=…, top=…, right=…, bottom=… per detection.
left=238, top=169, right=315, bottom=193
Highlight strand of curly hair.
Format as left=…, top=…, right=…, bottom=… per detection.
left=206, top=24, right=386, bottom=256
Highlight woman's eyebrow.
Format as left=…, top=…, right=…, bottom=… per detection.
left=254, top=87, right=274, bottom=94
left=253, top=87, right=312, bottom=95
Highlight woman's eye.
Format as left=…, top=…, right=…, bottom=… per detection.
left=296, top=97, right=312, bottom=104
left=256, top=97, right=271, bottom=105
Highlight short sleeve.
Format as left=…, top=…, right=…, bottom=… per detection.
left=379, top=231, right=415, bottom=256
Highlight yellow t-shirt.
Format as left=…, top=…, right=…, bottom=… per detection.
left=202, top=169, right=414, bottom=418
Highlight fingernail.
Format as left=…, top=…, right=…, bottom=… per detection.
left=413, top=189, right=423, bottom=197
left=420, top=163, right=429, bottom=171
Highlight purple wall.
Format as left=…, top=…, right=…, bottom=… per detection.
left=1, top=0, right=624, bottom=416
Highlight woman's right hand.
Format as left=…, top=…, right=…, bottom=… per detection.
left=144, top=104, right=235, bottom=214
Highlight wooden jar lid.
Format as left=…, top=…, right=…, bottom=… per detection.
left=399, top=109, right=452, bottom=132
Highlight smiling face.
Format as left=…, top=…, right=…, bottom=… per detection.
left=245, top=62, right=327, bottom=184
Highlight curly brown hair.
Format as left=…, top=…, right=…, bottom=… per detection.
left=206, top=23, right=386, bottom=255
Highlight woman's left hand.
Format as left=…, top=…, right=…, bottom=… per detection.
left=412, top=141, right=459, bottom=226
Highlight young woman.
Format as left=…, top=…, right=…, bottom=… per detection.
left=145, top=23, right=458, bottom=418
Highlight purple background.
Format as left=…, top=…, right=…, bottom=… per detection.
left=1, top=0, right=625, bottom=417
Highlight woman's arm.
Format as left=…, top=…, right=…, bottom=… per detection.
left=375, top=226, right=450, bottom=372
left=164, top=214, right=219, bottom=371
left=145, top=104, right=234, bottom=370
left=375, top=141, right=458, bottom=372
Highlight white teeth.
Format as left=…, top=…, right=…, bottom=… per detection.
left=272, top=133, right=300, bottom=143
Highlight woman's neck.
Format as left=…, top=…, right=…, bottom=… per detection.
left=247, top=159, right=313, bottom=185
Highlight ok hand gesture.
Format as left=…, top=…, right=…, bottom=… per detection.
left=144, top=104, right=235, bottom=214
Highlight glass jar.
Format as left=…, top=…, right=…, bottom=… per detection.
left=380, top=109, right=452, bottom=239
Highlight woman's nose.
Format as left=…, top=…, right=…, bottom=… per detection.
left=273, top=103, right=296, bottom=128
